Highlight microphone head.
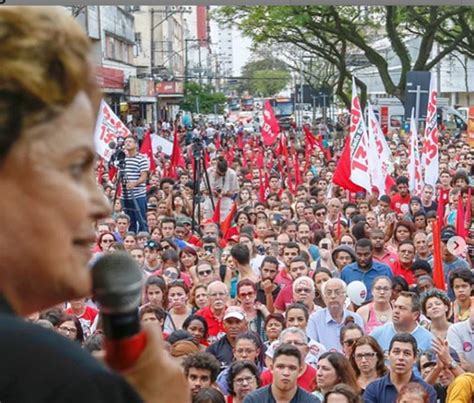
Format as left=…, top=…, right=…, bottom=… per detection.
left=92, top=252, right=143, bottom=315
left=108, top=141, right=117, bottom=150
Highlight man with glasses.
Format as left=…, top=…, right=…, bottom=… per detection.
left=341, top=238, right=393, bottom=301
left=307, top=279, right=364, bottom=352
left=206, top=307, right=248, bottom=369
left=196, top=281, right=229, bottom=343
left=392, top=240, right=417, bottom=285
left=364, top=333, right=437, bottom=403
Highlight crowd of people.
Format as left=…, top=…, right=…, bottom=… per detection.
left=2, top=6, right=473, bottom=403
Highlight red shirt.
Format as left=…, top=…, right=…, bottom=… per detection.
left=64, top=306, right=98, bottom=336
left=260, top=364, right=317, bottom=392
left=195, top=306, right=225, bottom=343
left=390, top=193, right=411, bottom=215
left=373, top=249, right=398, bottom=270
left=274, top=285, right=293, bottom=311
left=392, top=259, right=416, bottom=285
left=274, top=268, right=292, bottom=289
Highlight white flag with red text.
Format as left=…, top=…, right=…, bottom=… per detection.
left=408, top=108, right=424, bottom=195
left=94, top=100, right=131, bottom=161
left=349, top=78, right=372, bottom=194
left=367, top=103, right=392, bottom=195
left=422, top=73, right=439, bottom=187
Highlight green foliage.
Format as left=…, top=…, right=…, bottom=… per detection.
left=215, top=5, right=473, bottom=108
left=252, top=70, right=290, bottom=97
left=180, top=82, right=227, bottom=114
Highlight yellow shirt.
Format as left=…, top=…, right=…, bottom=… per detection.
left=446, top=373, right=474, bottom=403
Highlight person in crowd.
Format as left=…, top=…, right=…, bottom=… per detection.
left=349, top=336, right=388, bottom=392
left=341, top=238, right=393, bottom=301
left=331, top=245, right=357, bottom=276
left=314, top=352, right=361, bottom=400
left=193, top=387, right=226, bottom=403
left=420, top=289, right=452, bottom=340
left=190, top=284, right=210, bottom=312
left=244, top=344, right=320, bottom=402
left=55, top=314, right=84, bottom=344
left=226, top=360, right=261, bottom=403
left=445, top=373, right=474, bottom=403
left=323, top=384, right=362, bottom=403
left=363, top=333, right=437, bottom=403
left=183, top=352, right=221, bottom=398
left=231, top=244, right=260, bottom=283
left=307, top=279, right=364, bottom=352
left=396, top=382, right=430, bottom=403
left=392, top=241, right=417, bottom=285
left=183, top=315, right=209, bottom=349
left=164, top=280, right=193, bottom=333
left=357, top=276, right=393, bottom=334
left=449, top=268, right=473, bottom=323
left=447, top=299, right=474, bottom=372
left=143, top=275, right=166, bottom=308
left=255, top=256, right=281, bottom=314
left=263, top=313, right=286, bottom=347
left=339, top=320, right=364, bottom=358
left=236, top=279, right=268, bottom=341
left=371, top=292, right=433, bottom=355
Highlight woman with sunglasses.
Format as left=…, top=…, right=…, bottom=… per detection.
left=339, top=319, right=364, bottom=358
left=349, top=336, right=387, bottom=392
left=95, top=231, right=116, bottom=254
left=164, top=280, right=192, bottom=334
left=356, top=276, right=393, bottom=334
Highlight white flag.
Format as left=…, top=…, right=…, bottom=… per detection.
left=408, top=108, right=424, bottom=195
left=422, top=73, right=439, bottom=187
left=367, top=103, right=392, bottom=195
left=349, top=78, right=372, bottom=194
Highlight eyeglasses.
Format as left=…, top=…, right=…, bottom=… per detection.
left=101, top=239, right=115, bottom=243
left=198, top=269, right=213, bottom=277
left=374, top=286, right=390, bottom=293
left=234, top=376, right=255, bottom=385
left=285, top=340, right=306, bottom=347
left=208, top=292, right=227, bottom=298
left=324, top=289, right=344, bottom=297
left=239, top=292, right=255, bottom=299
left=59, top=326, right=77, bottom=334
left=355, top=352, right=377, bottom=361
left=295, top=288, right=311, bottom=294
left=316, top=212, right=327, bottom=216
left=164, top=271, right=178, bottom=280
left=343, top=338, right=359, bottom=347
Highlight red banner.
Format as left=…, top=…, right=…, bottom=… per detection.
left=261, top=100, right=280, bottom=146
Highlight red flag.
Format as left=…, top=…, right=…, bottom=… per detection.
left=221, top=202, right=237, bottom=238
left=214, top=133, right=221, bottom=150
left=256, top=149, right=264, bottom=169
left=294, top=155, right=302, bottom=186
left=261, top=100, right=280, bottom=146
left=259, top=169, right=269, bottom=203
left=212, top=197, right=222, bottom=225
left=465, top=188, right=472, bottom=230
left=432, top=220, right=446, bottom=291
left=336, top=212, right=342, bottom=241
left=332, top=136, right=365, bottom=192
left=437, top=188, right=450, bottom=227
left=109, top=164, right=117, bottom=182
left=170, top=129, right=185, bottom=178
left=456, top=195, right=467, bottom=239
left=139, top=130, right=157, bottom=173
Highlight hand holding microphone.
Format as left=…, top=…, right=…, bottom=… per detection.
left=92, top=253, right=190, bottom=402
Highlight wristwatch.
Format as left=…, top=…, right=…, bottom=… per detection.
left=448, top=360, right=459, bottom=370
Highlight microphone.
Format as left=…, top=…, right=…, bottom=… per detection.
left=92, top=252, right=146, bottom=371
left=108, top=141, right=117, bottom=150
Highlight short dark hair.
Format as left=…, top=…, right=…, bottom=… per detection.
left=449, top=268, right=473, bottom=290
left=260, top=256, right=279, bottom=271
left=379, top=195, right=391, bottom=204
left=273, top=343, right=302, bottom=367
left=355, top=238, right=372, bottom=251
left=398, top=291, right=421, bottom=313
left=389, top=333, right=418, bottom=356
left=183, top=352, right=220, bottom=382
left=227, top=361, right=261, bottom=397
left=231, top=243, right=250, bottom=265
left=161, top=217, right=176, bottom=227
left=396, top=176, right=409, bottom=185
left=182, top=314, right=209, bottom=340
left=285, top=303, right=309, bottom=321
left=284, top=242, right=300, bottom=252
left=192, top=388, right=225, bottom=403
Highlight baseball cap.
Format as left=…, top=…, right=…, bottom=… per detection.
left=224, top=308, right=246, bottom=322
left=177, top=217, right=192, bottom=226
left=441, top=227, right=456, bottom=242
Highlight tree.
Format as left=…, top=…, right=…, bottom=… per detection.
left=238, top=56, right=291, bottom=96
left=180, top=82, right=227, bottom=114
left=215, top=6, right=473, bottom=108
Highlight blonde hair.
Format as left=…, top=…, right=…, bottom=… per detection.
left=0, top=7, right=98, bottom=158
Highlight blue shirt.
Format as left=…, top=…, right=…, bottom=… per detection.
left=427, top=257, right=470, bottom=300
left=307, top=308, right=364, bottom=352
left=363, top=373, right=437, bottom=403
left=341, top=261, right=393, bottom=301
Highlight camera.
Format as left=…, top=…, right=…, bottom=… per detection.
left=109, top=137, right=126, bottom=169
left=192, top=135, right=205, bottom=159
left=256, top=244, right=266, bottom=255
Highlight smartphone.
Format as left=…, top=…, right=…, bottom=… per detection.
left=321, top=244, right=329, bottom=250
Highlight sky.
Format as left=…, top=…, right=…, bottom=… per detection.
left=232, top=26, right=252, bottom=76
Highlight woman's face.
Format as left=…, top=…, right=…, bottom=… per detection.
left=296, top=202, right=305, bottom=216
left=180, top=252, right=196, bottom=268
left=163, top=267, right=179, bottom=285
left=100, top=235, right=115, bottom=251
left=186, top=319, right=206, bottom=342
left=316, top=358, right=339, bottom=391
left=391, top=284, right=404, bottom=301
left=234, top=339, right=259, bottom=362
left=256, top=222, right=268, bottom=237
left=151, top=228, right=162, bottom=241
left=123, top=235, right=136, bottom=251
left=366, top=213, right=377, bottom=228
left=233, top=368, right=258, bottom=400
left=354, top=344, right=378, bottom=374
left=395, top=226, right=411, bottom=242
left=240, top=190, right=250, bottom=202
left=167, top=286, right=187, bottom=309
left=425, top=296, right=448, bottom=320
left=174, top=196, right=183, bottom=207
left=359, top=204, right=369, bottom=215
left=0, top=92, right=110, bottom=312
left=265, top=319, right=283, bottom=341
left=342, top=329, right=363, bottom=357
left=58, top=320, right=78, bottom=341
left=286, top=308, right=308, bottom=330
left=237, top=214, right=249, bottom=227
left=326, top=394, right=349, bottom=403
left=281, top=193, right=291, bottom=204
left=194, top=287, right=209, bottom=309
left=411, top=201, right=421, bottom=213
left=334, top=251, right=353, bottom=271
left=339, top=235, right=354, bottom=248
left=147, top=284, right=164, bottom=306
left=372, top=278, right=392, bottom=303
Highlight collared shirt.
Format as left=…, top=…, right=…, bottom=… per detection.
left=391, top=259, right=416, bottom=285
left=340, top=261, right=393, bottom=300
left=244, top=385, right=320, bottom=403
left=373, top=249, right=398, bottom=269
left=307, top=308, right=364, bottom=352
left=364, top=373, right=437, bottom=403
left=195, top=306, right=225, bottom=343
left=206, top=336, right=234, bottom=370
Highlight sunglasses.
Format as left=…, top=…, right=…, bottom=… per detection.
left=164, top=271, right=178, bottom=280
left=295, top=288, right=311, bottom=294
left=198, top=269, right=213, bottom=277
left=343, top=338, right=359, bottom=347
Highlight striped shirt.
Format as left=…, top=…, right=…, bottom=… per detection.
left=121, top=153, right=149, bottom=200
